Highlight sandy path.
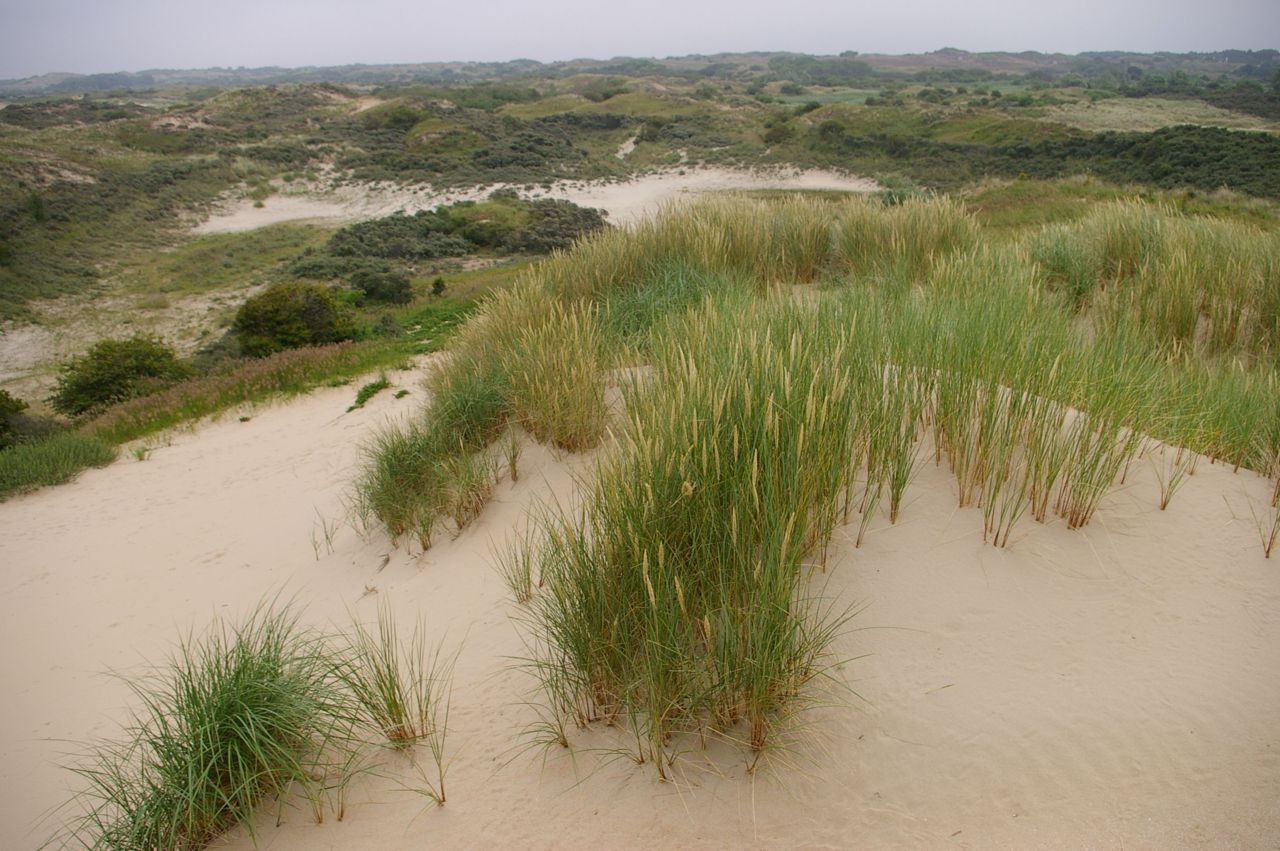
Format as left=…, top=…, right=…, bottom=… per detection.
left=194, top=166, right=879, bottom=234
left=2, top=374, right=1278, bottom=848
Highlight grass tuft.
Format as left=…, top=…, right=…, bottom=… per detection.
left=0, top=432, right=117, bottom=500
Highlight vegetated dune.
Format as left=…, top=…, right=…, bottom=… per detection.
left=193, top=166, right=879, bottom=234
left=8, top=194, right=1280, bottom=849
left=0, top=359, right=1277, bottom=848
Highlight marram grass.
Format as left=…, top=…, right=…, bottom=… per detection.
left=358, top=193, right=1280, bottom=774
left=50, top=604, right=454, bottom=848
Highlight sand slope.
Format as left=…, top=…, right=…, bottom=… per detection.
left=193, top=167, right=879, bottom=234
left=1, top=364, right=1277, bottom=849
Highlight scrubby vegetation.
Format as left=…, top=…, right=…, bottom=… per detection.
left=232, top=282, right=357, bottom=357
left=85, top=342, right=410, bottom=445
left=0, top=389, right=27, bottom=449
left=357, top=193, right=1278, bottom=772
left=3, top=49, right=1278, bottom=324
left=50, top=336, right=193, bottom=417
left=323, top=193, right=607, bottom=261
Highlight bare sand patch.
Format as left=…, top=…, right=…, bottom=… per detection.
left=1, top=366, right=1277, bottom=848
left=193, top=166, right=879, bottom=234
left=0, top=287, right=253, bottom=403
left=615, top=135, right=638, bottom=160
left=0, top=323, right=57, bottom=387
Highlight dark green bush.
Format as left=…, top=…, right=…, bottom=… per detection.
left=0, top=389, right=27, bottom=449
left=351, top=269, right=413, bottom=304
left=233, top=283, right=356, bottom=357
left=50, top=336, right=192, bottom=417
left=501, top=199, right=607, bottom=253
left=317, top=196, right=606, bottom=264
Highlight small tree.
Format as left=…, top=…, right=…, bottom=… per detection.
left=51, top=336, right=192, bottom=417
left=234, top=282, right=355, bottom=357
left=431, top=276, right=447, bottom=298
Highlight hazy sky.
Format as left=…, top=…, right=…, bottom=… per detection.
left=0, top=0, right=1275, bottom=79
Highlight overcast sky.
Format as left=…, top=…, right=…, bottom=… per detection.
left=0, top=0, right=1275, bottom=79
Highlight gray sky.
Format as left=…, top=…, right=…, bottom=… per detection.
left=0, top=0, right=1275, bottom=79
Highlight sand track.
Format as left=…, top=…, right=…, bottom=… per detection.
left=1, top=366, right=1277, bottom=849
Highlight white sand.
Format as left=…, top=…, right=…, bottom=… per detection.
left=1, top=366, right=1278, bottom=849
left=194, top=166, right=879, bottom=234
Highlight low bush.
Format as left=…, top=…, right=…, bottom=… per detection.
left=50, top=336, right=192, bottom=418
left=233, top=282, right=356, bottom=357
left=0, top=389, right=27, bottom=449
left=351, top=269, right=413, bottom=304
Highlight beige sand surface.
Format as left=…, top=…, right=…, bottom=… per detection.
left=1, top=365, right=1278, bottom=849
left=193, top=166, right=879, bottom=234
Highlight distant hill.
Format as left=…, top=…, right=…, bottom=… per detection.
left=3, top=48, right=1277, bottom=96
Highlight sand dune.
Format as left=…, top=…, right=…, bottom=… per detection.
left=1, top=363, right=1278, bottom=849
left=193, top=166, right=879, bottom=234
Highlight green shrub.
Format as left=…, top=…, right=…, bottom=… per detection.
left=351, top=269, right=413, bottom=304
left=233, top=282, right=356, bottom=357
left=50, top=336, right=192, bottom=417
left=0, top=389, right=27, bottom=449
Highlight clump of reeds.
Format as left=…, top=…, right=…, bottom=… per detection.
left=337, top=606, right=454, bottom=804
left=1149, top=441, right=1198, bottom=511
left=440, top=448, right=497, bottom=532
left=535, top=195, right=837, bottom=300
left=53, top=604, right=455, bottom=847
left=1030, top=201, right=1279, bottom=363
left=54, top=607, right=351, bottom=848
left=354, top=424, right=447, bottom=549
left=832, top=195, right=978, bottom=287
left=526, top=295, right=857, bottom=774
left=357, top=280, right=604, bottom=547
left=505, top=300, right=606, bottom=451
left=349, top=191, right=1280, bottom=781
left=0, top=432, right=117, bottom=500
left=493, top=525, right=540, bottom=604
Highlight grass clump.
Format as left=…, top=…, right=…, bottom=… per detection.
left=527, top=295, right=856, bottom=774
left=55, top=607, right=348, bottom=848
left=0, top=432, right=117, bottom=500
left=1030, top=200, right=1280, bottom=363
left=344, top=191, right=1280, bottom=781
left=505, top=300, right=606, bottom=451
left=52, top=604, right=455, bottom=847
left=338, top=604, right=453, bottom=760
left=347, top=374, right=390, bottom=412
left=832, top=195, right=978, bottom=287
